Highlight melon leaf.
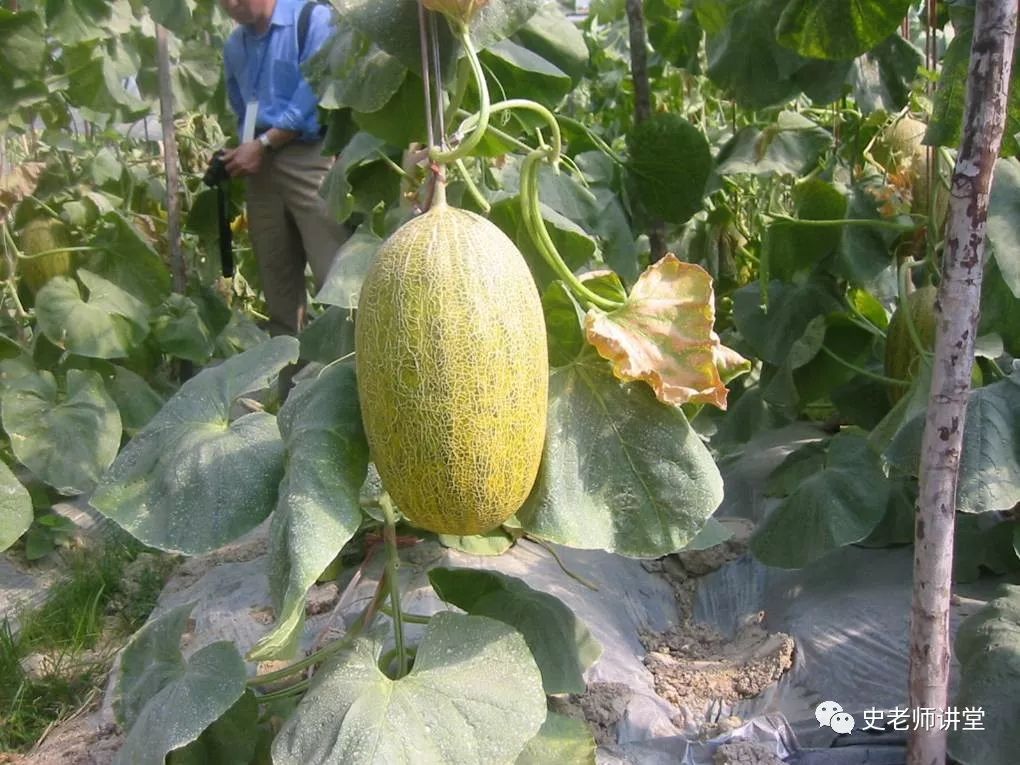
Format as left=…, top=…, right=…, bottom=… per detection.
left=584, top=255, right=749, bottom=409
left=750, top=431, right=890, bottom=568
left=776, top=0, right=913, bottom=61
left=250, top=362, right=369, bottom=661
left=948, top=585, right=1020, bottom=765
left=2, top=368, right=121, bottom=495
left=517, top=350, right=723, bottom=558
left=35, top=270, right=149, bottom=359
left=428, top=567, right=602, bottom=694
left=272, top=612, right=546, bottom=765
left=90, top=336, right=299, bottom=555
left=516, top=712, right=596, bottom=765
left=114, top=602, right=248, bottom=765
left=0, top=458, right=32, bottom=552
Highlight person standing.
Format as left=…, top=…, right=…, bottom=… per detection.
left=218, top=0, right=346, bottom=339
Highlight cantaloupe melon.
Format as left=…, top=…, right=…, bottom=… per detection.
left=354, top=196, right=548, bottom=535
left=18, top=218, right=74, bottom=294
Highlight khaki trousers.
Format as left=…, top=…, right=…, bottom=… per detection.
left=245, top=140, right=347, bottom=336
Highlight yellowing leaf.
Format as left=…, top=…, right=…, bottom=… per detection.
left=583, top=255, right=749, bottom=409
left=0, top=162, right=44, bottom=218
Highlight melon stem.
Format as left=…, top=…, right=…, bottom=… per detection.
left=430, top=25, right=489, bottom=164
left=380, top=495, right=410, bottom=679
left=520, top=149, right=621, bottom=312
left=897, top=258, right=932, bottom=360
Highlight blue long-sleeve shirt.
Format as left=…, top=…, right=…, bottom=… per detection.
left=223, top=0, right=334, bottom=142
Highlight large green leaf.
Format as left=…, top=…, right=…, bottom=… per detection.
left=114, top=602, right=248, bottom=765
left=334, top=0, right=542, bottom=73
left=750, top=431, right=889, bottom=568
left=0, top=10, right=46, bottom=77
left=316, top=225, right=383, bottom=309
left=144, top=0, right=196, bottom=37
left=767, top=178, right=848, bottom=281
left=987, top=157, right=1020, bottom=298
left=321, top=132, right=387, bottom=224
left=35, top=271, right=150, bottom=359
left=517, top=351, right=723, bottom=557
left=846, top=34, right=923, bottom=114
left=776, top=0, right=913, bottom=61
left=312, top=25, right=407, bottom=112
left=250, top=363, right=369, bottom=660
left=731, top=280, right=843, bottom=366
left=428, top=567, right=601, bottom=694
left=167, top=691, right=260, bottom=765
left=705, top=0, right=806, bottom=108
left=90, top=337, right=300, bottom=555
left=66, top=52, right=148, bottom=119
left=513, top=3, right=589, bottom=81
left=272, top=612, right=546, bottom=765
left=714, top=111, right=834, bottom=178
left=299, top=306, right=356, bottom=364
left=626, top=112, right=711, bottom=224
left=88, top=211, right=172, bottom=306
left=832, top=178, right=904, bottom=295
left=927, top=14, right=1020, bottom=158
left=105, top=365, right=165, bottom=438
left=489, top=195, right=596, bottom=292
left=480, top=39, right=572, bottom=107
left=331, top=0, right=453, bottom=73
left=2, top=369, right=121, bottom=495
left=46, top=0, right=112, bottom=45
left=980, top=258, right=1020, bottom=357
left=948, top=586, right=1020, bottom=765
left=0, top=458, right=32, bottom=552
left=886, top=371, right=1020, bottom=516
left=150, top=294, right=215, bottom=364
left=516, top=712, right=596, bottom=765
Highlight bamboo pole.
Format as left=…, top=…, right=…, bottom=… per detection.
left=156, top=23, right=186, bottom=295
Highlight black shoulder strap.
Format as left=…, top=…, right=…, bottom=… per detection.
left=297, top=1, right=332, bottom=59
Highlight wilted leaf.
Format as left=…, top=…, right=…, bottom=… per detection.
left=0, top=161, right=44, bottom=218
left=585, top=256, right=748, bottom=409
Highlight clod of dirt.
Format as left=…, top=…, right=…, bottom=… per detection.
left=641, top=609, right=795, bottom=736
left=713, top=739, right=786, bottom=765
left=550, top=682, right=634, bottom=747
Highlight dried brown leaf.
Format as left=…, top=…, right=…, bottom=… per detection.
left=584, top=255, right=750, bottom=409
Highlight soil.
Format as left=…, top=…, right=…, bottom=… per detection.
left=639, top=520, right=796, bottom=738
left=550, top=682, right=635, bottom=747
left=713, top=739, right=786, bottom=765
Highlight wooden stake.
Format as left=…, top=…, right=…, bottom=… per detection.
left=908, top=2, right=1017, bottom=763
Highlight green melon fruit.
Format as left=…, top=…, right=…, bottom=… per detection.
left=885, top=285, right=937, bottom=404
left=354, top=198, right=549, bottom=536
left=18, top=217, right=74, bottom=294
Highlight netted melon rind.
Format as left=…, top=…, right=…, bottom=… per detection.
left=355, top=203, right=549, bottom=535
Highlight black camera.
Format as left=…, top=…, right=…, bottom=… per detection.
left=203, top=149, right=230, bottom=187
